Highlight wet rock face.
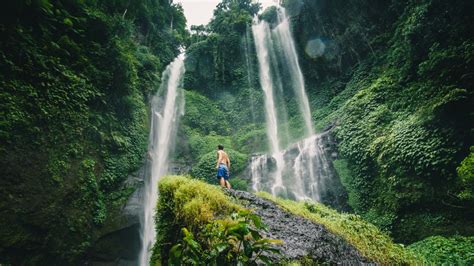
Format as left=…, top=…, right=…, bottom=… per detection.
left=226, top=190, right=372, bottom=264
left=245, top=130, right=350, bottom=212
left=85, top=165, right=146, bottom=265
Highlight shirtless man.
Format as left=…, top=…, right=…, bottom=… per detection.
left=216, top=144, right=231, bottom=189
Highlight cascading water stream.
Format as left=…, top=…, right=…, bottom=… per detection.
left=252, top=19, right=286, bottom=196
left=250, top=134, right=335, bottom=203
left=139, top=54, right=185, bottom=266
left=274, top=8, right=314, bottom=136
left=251, top=8, right=324, bottom=200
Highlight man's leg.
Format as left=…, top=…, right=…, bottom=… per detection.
left=219, top=177, right=226, bottom=188
left=225, top=180, right=231, bottom=189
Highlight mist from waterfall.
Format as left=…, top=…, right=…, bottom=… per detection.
left=139, top=54, right=185, bottom=265
left=251, top=8, right=327, bottom=201
left=250, top=134, right=334, bottom=201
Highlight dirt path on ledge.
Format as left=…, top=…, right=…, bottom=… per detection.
left=226, top=190, right=373, bottom=264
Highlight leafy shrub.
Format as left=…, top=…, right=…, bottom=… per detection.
left=185, top=128, right=233, bottom=160
left=231, top=177, right=250, bottom=191
left=456, top=146, right=474, bottom=200
left=169, top=210, right=282, bottom=265
left=408, top=236, right=474, bottom=264
left=183, top=90, right=230, bottom=135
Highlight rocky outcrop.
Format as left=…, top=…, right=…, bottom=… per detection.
left=226, top=189, right=372, bottom=264
left=243, top=129, right=350, bottom=212
left=85, top=165, right=146, bottom=265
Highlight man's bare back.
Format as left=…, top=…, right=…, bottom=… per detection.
left=216, top=145, right=231, bottom=189
left=217, top=150, right=230, bottom=168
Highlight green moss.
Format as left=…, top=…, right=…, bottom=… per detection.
left=257, top=192, right=420, bottom=264
left=457, top=146, right=474, bottom=200
left=0, top=0, right=186, bottom=263
left=152, top=176, right=242, bottom=264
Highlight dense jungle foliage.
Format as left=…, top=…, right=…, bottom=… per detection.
left=180, top=0, right=473, bottom=245
left=177, top=0, right=473, bottom=262
left=0, top=0, right=185, bottom=263
left=288, top=0, right=474, bottom=242
left=1, top=0, right=473, bottom=264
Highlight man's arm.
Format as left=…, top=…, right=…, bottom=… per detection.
left=227, top=157, right=231, bottom=170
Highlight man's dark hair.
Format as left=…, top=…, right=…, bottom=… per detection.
left=217, top=144, right=224, bottom=150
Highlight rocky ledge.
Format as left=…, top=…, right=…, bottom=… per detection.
left=226, top=189, right=373, bottom=264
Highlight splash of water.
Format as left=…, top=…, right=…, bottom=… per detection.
left=251, top=134, right=333, bottom=202
left=139, top=54, right=185, bottom=265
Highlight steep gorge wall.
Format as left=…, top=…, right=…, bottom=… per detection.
left=287, top=0, right=474, bottom=242
left=0, top=1, right=186, bottom=264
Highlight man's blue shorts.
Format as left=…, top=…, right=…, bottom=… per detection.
left=217, top=164, right=229, bottom=181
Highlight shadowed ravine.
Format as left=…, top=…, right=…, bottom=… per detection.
left=226, top=189, right=372, bottom=264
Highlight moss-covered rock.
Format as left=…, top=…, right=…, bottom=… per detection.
left=152, top=176, right=242, bottom=264
left=153, top=176, right=421, bottom=264
left=257, top=192, right=419, bottom=264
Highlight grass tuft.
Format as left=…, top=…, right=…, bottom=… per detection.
left=152, top=176, right=242, bottom=264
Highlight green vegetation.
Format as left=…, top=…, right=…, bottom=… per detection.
left=169, top=210, right=282, bottom=266
left=151, top=175, right=242, bottom=264
left=2, top=0, right=473, bottom=263
left=0, top=0, right=185, bottom=264
left=178, top=0, right=268, bottom=166
left=408, top=236, right=474, bottom=264
left=257, top=192, right=420, bottom=264
left=289, top=0, right=474, bottom=242
left=456, top=146, right=474, bottom=200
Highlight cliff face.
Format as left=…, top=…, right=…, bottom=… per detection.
left=286, top=0, right=474, bottom=242
left=0, top=1, right=185, bottom=264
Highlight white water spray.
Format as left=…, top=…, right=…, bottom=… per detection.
left=250, top=134, right=333, bottom=202
left=252, top=19, right=286, bottom=196
left=251, top=8, right=327, bottom=200
left=274, top=8, right=314, bottom=136
left=139, top=54, right=185, bottom=265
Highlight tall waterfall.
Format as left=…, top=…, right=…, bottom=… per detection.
left=252, top=19, right=286, bottom=196
left=139, top=54, right=185, bottom=265
left=252, top=8, right=324, bottom=200
left=274, top=9, right=314, bottom=136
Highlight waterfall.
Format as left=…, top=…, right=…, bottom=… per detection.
left=250, top=134, right=336, bottom=203
left=252, top=19, right=286, bottom=196
left=251, top=7, right=317, bottom=199
left=274, top=9, right=314, bottom=136
left=139, top=54, right=185, bottom=266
